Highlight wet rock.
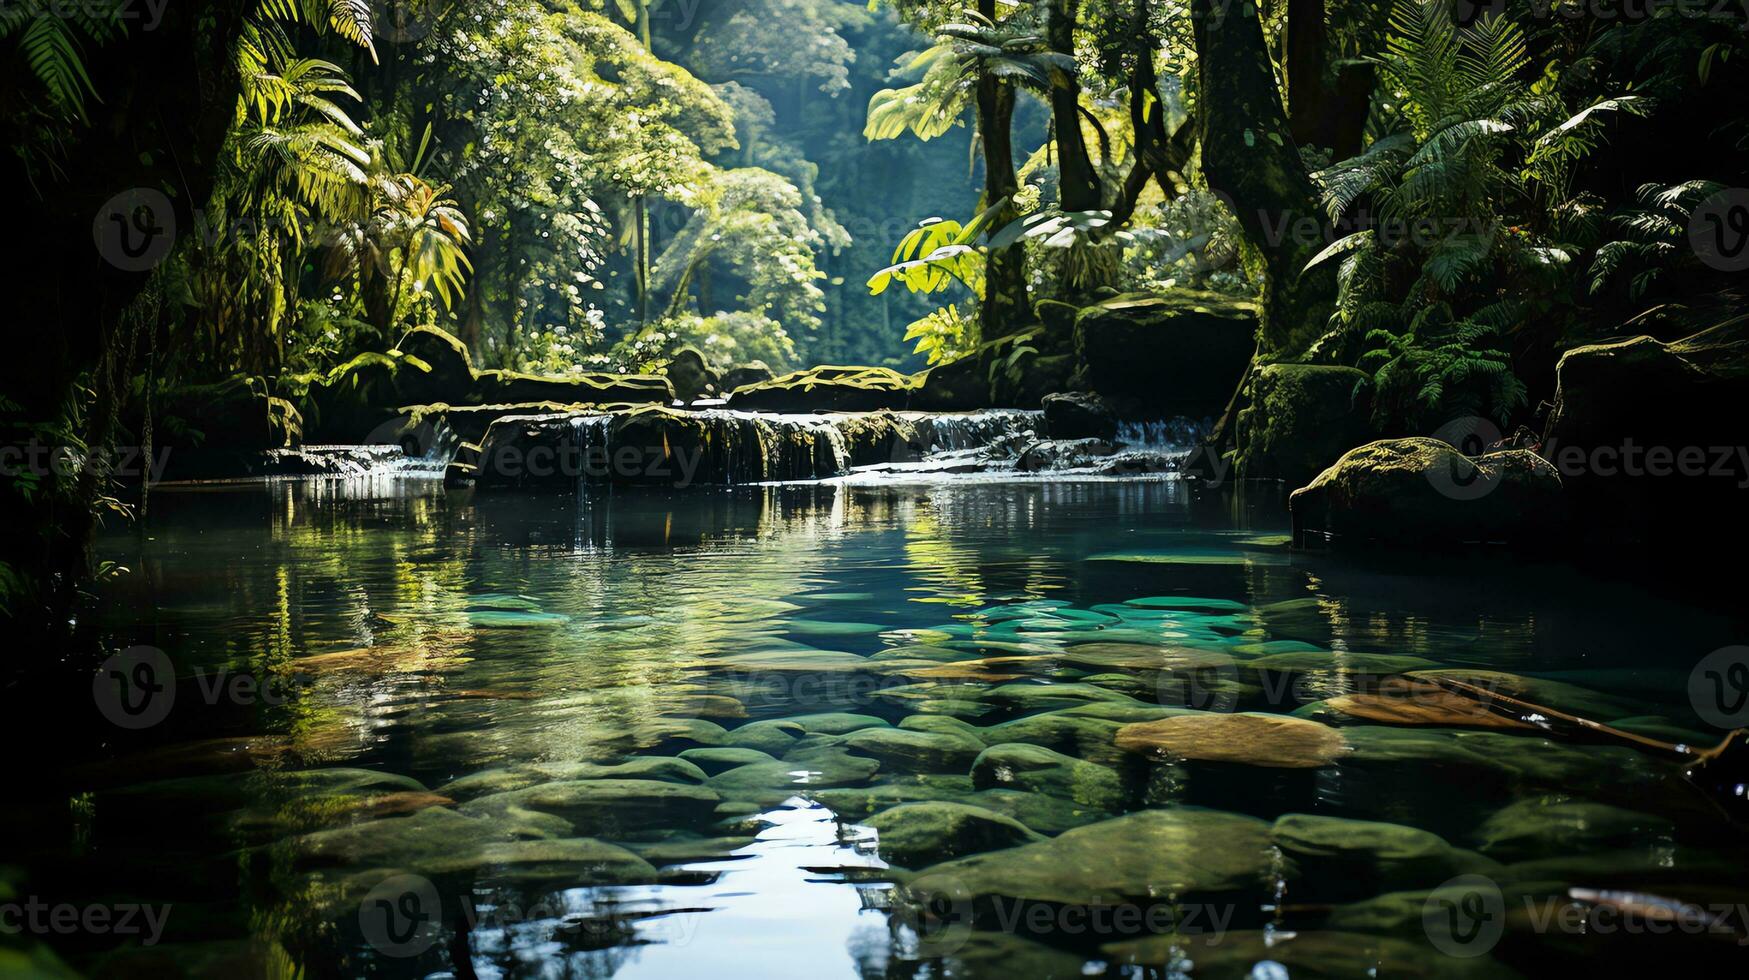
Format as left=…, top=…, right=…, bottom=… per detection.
left=459, top=779, right=722, bottom=835
left=1235, top=363, right=1375, bottom=486
left=898, top=715, right=988, bottom=744
left=924, top=807, right=1277, bottom=911
left=1290, top=437, right=1565, bottom=550
left=842, top=727, right=986, bottom=773
left=707, top=746, right=880, bottom=807
left=631, top=833, right=758, bottom=865
left=291, top=806, right=566, bottom=871
left=678, top=747, right=779, bottom=775
left=468, top=838, right=658, bottom=884
left=866, top=801, right=1044, bottom=866
left=1073, top=291, right=1257, bottom=417
left=911, top=328, right=1070, bottom=410
left=1543, top=319, right=1749, bottom=549
left=1341, top=728, right=1669, bottom=791
left=726, top=366, right=914, bottom=411
left=1249, top=650, right=1439, bottom=676
left=1040, top=391, right=1117, bottom=440
left=719, top=361, right=775, bottom=392
left=1014, top=437, right=1117, bottom=472
left=1271, top=814, right=1502, bottom=895
left=664, top=346, right=720, bottom=403
left=472, top=368, right=673, bottom=405
left=437, top=758, right=709, bottom=802
left=810, top=776, right=978, bottom=820
left=1474, top=797, right=1675, bottom=861
left=969, top=743, right=1126, bottom=809
left=1106, top=929, right=1506, bottom=979
left=1115, top=713, right=1348, bottom=768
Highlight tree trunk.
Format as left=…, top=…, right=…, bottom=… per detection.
left=1046, top=0, right=1101, bottom=213
left=1191, top=0, right=1334, bottom=354
left=1286, top=0, right=1371, bottom=160
left=976, top=0, right=1028, bottom=340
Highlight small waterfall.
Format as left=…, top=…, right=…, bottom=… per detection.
left=912, top=409, right=1040, bottom=452
left=1114, top=418, right=1207, bottom=451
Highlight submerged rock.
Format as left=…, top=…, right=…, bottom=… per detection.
left=969, top=743, right=1126, bottom=809
left=459, top=778, right=721, bottom=835
left=1106, top=928, right=1507, bottom=979
left=1473, top=797, right=1676, bottom=861
left=1115, top=713, right=1349, bottom=768
left=1271, top=813, right=1502, bottom=895
left=1290, top=437, right=1564, bottom=550
left=437, top=758, right=709, bottom=802
left=866, top=801, right=1043, bottom=866
left=842, top=727, right=986, bottom=773
left=922, top=807, right=1278, bottom=911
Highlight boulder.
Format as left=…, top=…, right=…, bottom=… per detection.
left=1073, top=291, right=1258, bottom=417
left=1015, top=437, right=1117, bottom=472
left=1040, top=391, right=1116, bottom=440
left=911, top=328, right=1074, bottom=410
left=865, top=801, right=1043, bottom=866
left=725, top=365, right=914, bottom=412
left=968, top=743, right=1127, bottom=810
left=392, top=325, right=475, bottom=404
left=1289, top=437, right=1565, bottom=549
left=472, top=369, right=673, bottom=406
left=1235, top=363, right=1375, bottom=485
left=1542, top=319, right=1749, bottom=548
left=841, top=727, right=986, bottom=773
left=664, top=346, right=719, bottom=403
left=719, top=360, right=776, bottom=393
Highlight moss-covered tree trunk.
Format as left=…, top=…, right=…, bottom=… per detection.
left=1046, top=0, right=1102, bottom=213
left=1189, top=0, right=1339, bottom=481
left=977, top=0, right=1029, bottom=340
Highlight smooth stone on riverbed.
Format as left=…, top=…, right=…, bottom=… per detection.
left=1271, top=814, right=1502, bottom=894
left=468, top=838, right=659, bottom=884
left=1473, top=796, right=1676, bottom=861
left=841, top=727, right=986, bottom=773
left=866, top=801, right=1044, bottom=866
left=438, top=757, right=710, bottom=801
left=459, top=779, right=721, bottom=835
left=920, top=807, right=1278, bottom=910
left=969, top=743, right=1126, bottom=810
left=1116, top=712, right=1349, bottom=768
left=677, top=747, right=778, bottom=775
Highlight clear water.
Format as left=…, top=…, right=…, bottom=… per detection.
left=15, top=476, right=1749, bottom=977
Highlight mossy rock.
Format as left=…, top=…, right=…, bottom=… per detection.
left=1544, top=318, right=1749, bottom=548
left=1271, top=813, right=1502, bottom=897
left=300, top=351, right=431, bottom=443
left=1473, top=797, right=1675, bottom=861
left=841, top=727, right=986, bottom=773
left=725, top=365, right=915, bottom=412
left=921, top=807, right=1278, bottom=916
left=472, top=368, right=673, bottom=405
left=677, top=747, right=780, bottom=775
left=1073, top=290, right=1258, bottom=417
left=1235, top=363, right=1376, bottom=485
left=458, top=778, right=722, bottom=836
left=436, top=758, right=709, bottom=802
left=1289, top=437, right=1565, bottom=550
left=911, top=328, right=1070, bottom=410
left=866, top=801, right=1044, bottom=866
left=392, top=325, right=475, bottom=404
left=664, top=345, right=720, bottom=403
left=720, top=360, right=775, bottom=391
left=969, top=743, right=1126, bottom=810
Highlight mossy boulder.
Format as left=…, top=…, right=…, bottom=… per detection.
left=968, top=743, right=1127, bottom=809
left=725, top=365, right=915, bottom=412
left=920, top=807, right=1278, bottom=918
left=1073, top=291, right=1258, bottom=417
left=1040, top=391, right=1116, bottom=440
left=472, top=368, right=673, bottom=405
left=866, top=801, right=1044, bottom=866
left=720, top=360, right=775, bottom=392
left=664, top=346, right=719, bottom=403
left=392, top=325, right=475, bottom=404
left=1289, top=437, right=1565, bottom=549
left=1542, top=319, right=1749, bottom=548
left=841, top=727, right=986, bottom=773
left=1271, top=814, right=1501, bottom=897
left=458, top=778, right=721, bottom=836
left=1235, top=363, right=1376, bottom=485
left=911, top=328, right=1073, bottom=410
